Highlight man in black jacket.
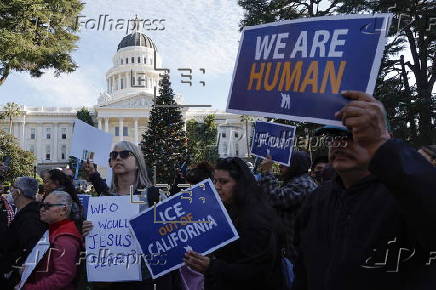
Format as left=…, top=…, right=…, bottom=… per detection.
left=0, top=177, right=47, bottom=288
left=293, top=91, right=436, bottom=290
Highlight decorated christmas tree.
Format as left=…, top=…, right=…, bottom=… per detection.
left=141, top=74, right=187, bottom=184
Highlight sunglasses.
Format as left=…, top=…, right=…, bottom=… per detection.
left=40, top=203, right=66, bottom=210
left=110, top=150, right=133, bottom=160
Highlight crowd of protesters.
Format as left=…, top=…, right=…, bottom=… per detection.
left=0, top=90, right=435, bottom=289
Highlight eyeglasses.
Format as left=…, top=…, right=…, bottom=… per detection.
left=110, top=150, right=133, bottom=160
left=40, top=203, right=66, bottom=210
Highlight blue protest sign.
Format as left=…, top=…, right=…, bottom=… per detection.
left=227, top=14, right=392, bottom=126
left=251, top=121, right=296, bottom=166
left=128, top=179, right=239, bottom=279
left=78, top=194, right=91, bottom=219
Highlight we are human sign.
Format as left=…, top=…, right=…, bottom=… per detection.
left=227, top=14, right=392, bottom=126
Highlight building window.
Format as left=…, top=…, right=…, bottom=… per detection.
left=236, top=143, right=239, bottom=156
left=61, top=145, right=67, bottom=160
left=126, top=58, right=128, bottom=64
left=30, top=128, right=36, bottom=139
left=132, top=76, right=135, bottom=86
left=45, top=145, right=50, bottom=160
left=115, top=127, right=119, bottom=136
left=123, top=127, right=128, bottom=136
left=131, top=57, right=134, bottom=63
left=235, top=132, right=239, bottom=138
left=46, top=128, right=51, bottom=139
left=121, top=59, right=123, bottom=64
left=120, top=78, right=124, bottom=89
left=138, top=57, right=141, bottom=63
left=222, top=133, right=226, bottom=138
left=144, top=57, right=147, bottom=64
left=222, top=143, right=228, bottom=155
left=61, top=128, right=67, bottom=139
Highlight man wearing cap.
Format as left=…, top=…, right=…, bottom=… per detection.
left=292, top=91, right=436, bottom=290
left=0, top=177, right=47, bottom=289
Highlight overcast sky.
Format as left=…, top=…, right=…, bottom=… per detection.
left=0, top=0, right=244, bottom=109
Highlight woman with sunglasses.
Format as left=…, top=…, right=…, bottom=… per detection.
left=42, top=169, right=83, bottom=230
left=184, top=157, right=285, bottom=290
left=24, top=191, right=82, bottom=290
left=82, top=141, right=176, bottom=290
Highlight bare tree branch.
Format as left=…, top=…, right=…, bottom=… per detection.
left=404, top=26, right=421, bottom=72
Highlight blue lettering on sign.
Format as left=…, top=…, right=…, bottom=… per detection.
left=98, top=219, right=129, bottom=230
left=89, top=233, right=132, bottom=249
left=110, top=203, right=119, bottom=212
left=89, top=202, right=119, bottom=214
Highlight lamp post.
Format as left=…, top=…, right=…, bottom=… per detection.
left=33, top=160, right=38, bottom=178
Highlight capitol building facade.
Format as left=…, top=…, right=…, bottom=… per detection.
left=1, top=32, right=253, bottom=170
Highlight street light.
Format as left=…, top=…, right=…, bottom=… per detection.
left=33, top=159, right=38, bottom=178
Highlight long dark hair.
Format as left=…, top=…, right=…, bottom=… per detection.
left=48, top=169, right=83, bottom=227
left=215, top=157, right=267, bottom=210
left=215, top=157, right=286, bottom=268
left=48, top=169, right=77, bottom=196
left=185, top=161, right=214, bottom=185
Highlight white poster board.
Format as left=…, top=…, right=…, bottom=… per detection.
left=17, top=230, right=50, bottom=289
left=70, top=119, right=113, bottom=167
left=85, top=196, right=141, bottom=282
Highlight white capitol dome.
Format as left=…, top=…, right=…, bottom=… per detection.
left=1, top=29, right=252, bottom=171
left=98, top=31, right=164, bottom=106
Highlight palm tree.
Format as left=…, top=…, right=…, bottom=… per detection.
left=240, top=115, right=253, bottom=157
left=2, top=102, right=23, bottom=134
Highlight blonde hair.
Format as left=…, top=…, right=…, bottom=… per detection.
left=110, top=141, right=152, bottom=194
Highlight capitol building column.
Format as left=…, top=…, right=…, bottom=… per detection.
left=36, top=126, right=43, bottom=162
left=104, top=118, right=109, bottom=132
left=134, top=118, right=139, bottom=145
left=21, top=115, right=26, bottom=148
left=126, top=72, right=130, bottom=89
left=98, top=118, right=102, bottom=130
left=53, top=124, right=59, bottom=162
left=119, top=118, right=124, bottom=141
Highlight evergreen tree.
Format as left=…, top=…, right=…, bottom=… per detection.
left=76, top=107, right=94, bottom=126
left=186, top=115, right=219, bottom=164
left=338, top=0, right=436, bottom=145
left=141, top=74, right=187, bottom=184
left=0, top=129, right=36, bottom=183
left=0, top=0, right=84, bottom=85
